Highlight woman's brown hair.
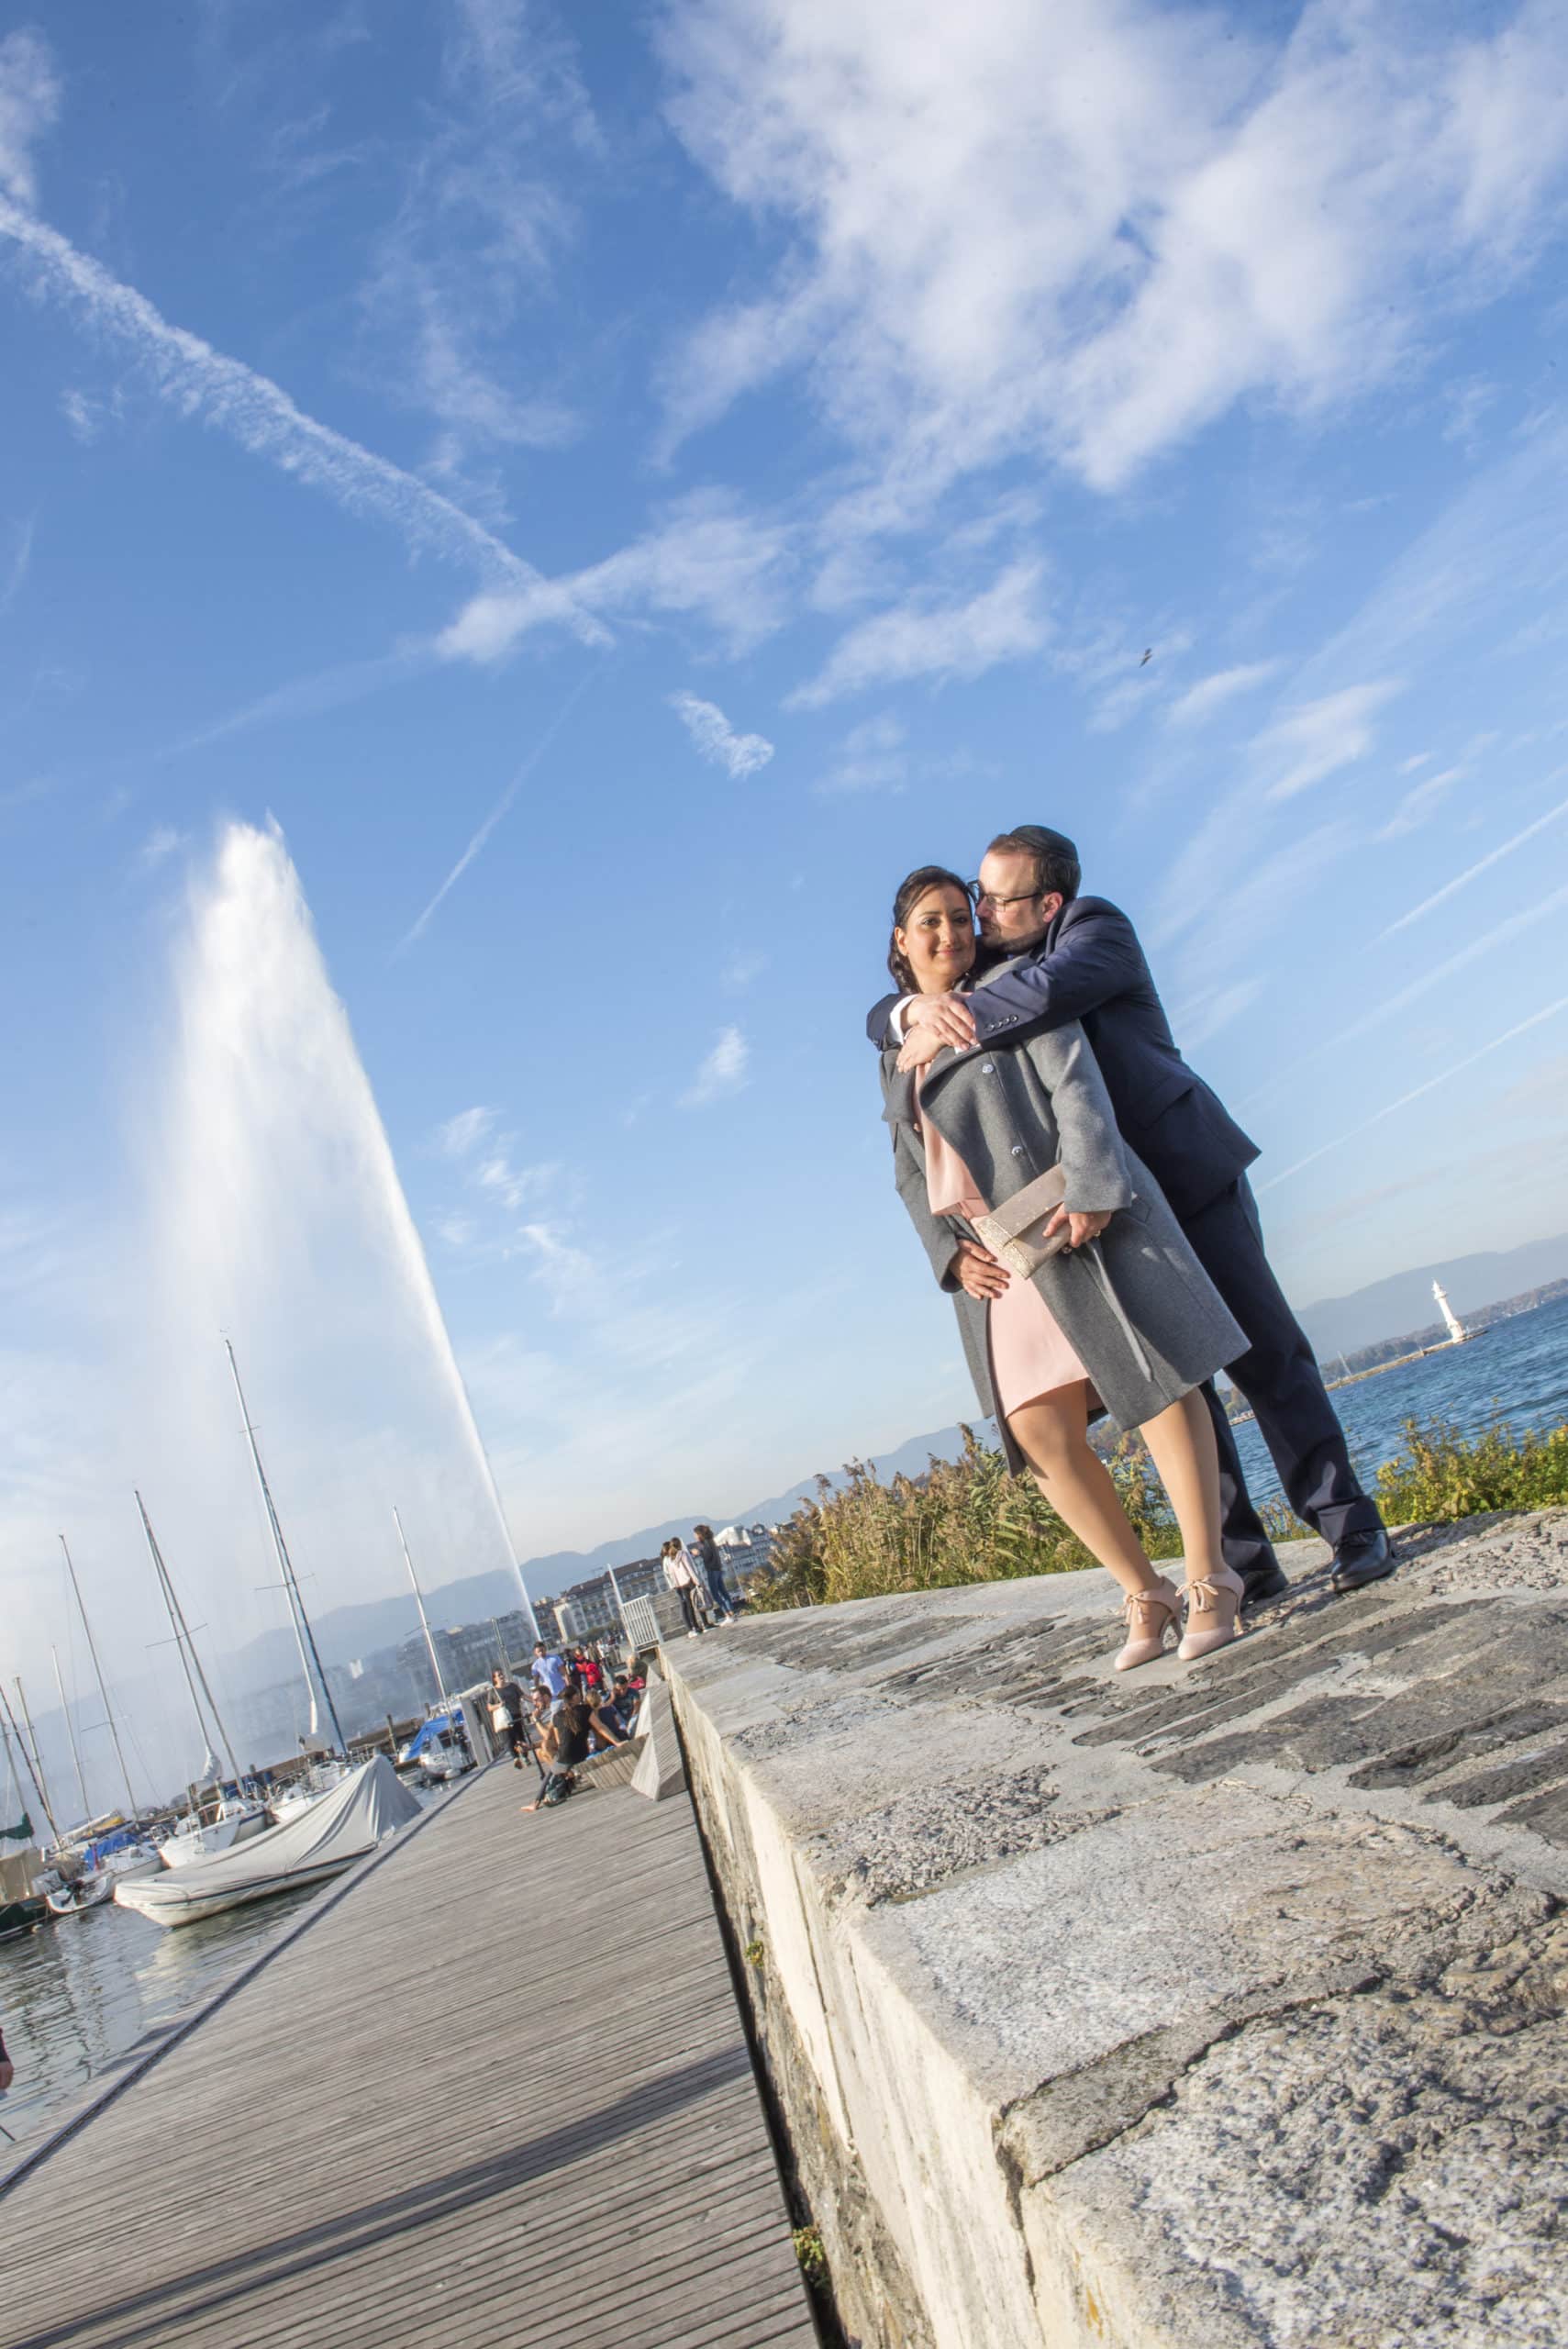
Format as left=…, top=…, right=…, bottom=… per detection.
left=887, top=865, right=972, bottom=995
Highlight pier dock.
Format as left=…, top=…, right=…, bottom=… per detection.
left=0, top=1759, right=818, bottom=2349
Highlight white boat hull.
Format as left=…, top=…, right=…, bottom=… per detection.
left=159, top=1807, right=269, bottom=1869
left=116, top=1757, right=420, bottom=1931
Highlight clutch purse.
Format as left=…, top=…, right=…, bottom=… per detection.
left=971, top=1163, right=1071, bottom=1277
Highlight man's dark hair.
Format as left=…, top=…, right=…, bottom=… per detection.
left=987, top=826, right=1081, bottom=904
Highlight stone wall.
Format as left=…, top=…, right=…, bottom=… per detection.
left=669, top=1508, right=1568, bottom=2349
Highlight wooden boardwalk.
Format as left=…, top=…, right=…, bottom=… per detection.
left=0, top=1765, right=818, bottom=2349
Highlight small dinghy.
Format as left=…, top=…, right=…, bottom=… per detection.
left=46, top=1872, right=115, bottom=1918
left=115, top=1757, right=420, bottom=1929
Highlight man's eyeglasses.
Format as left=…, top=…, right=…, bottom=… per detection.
left=967, top=882, right=1044, bottom=908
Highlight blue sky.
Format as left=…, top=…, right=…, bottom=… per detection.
left=5, top=0, right=1568, bottom=1736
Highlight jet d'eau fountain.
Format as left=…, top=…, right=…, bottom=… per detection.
left=132, top=819, right=535, bottom=1743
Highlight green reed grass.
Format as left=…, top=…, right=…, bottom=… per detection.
left=749, top=1414, right=1568, bottom=1613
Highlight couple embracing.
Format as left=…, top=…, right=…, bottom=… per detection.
left=873, top=826, right=1394, bottom=1671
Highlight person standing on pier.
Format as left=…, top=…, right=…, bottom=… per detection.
left=531, top=1642, right=569, bottom=1700
left=662, top=1539, right=707, bottom=1635
left=487, top=1667, right=532, bottom=1770
left=0, top=2024, right=13, bottom=2095
left=873, top=827, right=1394, bottom=1599
left=692, top=1525, right=738, bottom=1621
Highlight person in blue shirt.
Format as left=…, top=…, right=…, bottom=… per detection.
left=530, top=1642, right=569, bottom=1699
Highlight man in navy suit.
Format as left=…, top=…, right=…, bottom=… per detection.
left=873, top=825, right=1394, bottom=1598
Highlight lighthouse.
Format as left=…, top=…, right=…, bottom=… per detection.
left=1433, top=1280, right=1469, bottom=1345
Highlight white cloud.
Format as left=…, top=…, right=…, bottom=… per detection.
left=658, top=1, right=1568, bottom=502
left=1253, top=680, right=1404, bottom=801
left=59, top=385, right=122, bottom=444
left=668, top=690, right=774, bottom=779
left=1376, top=765, right=1463, bottom=842
left=134, top=824, right=186, bottom=873
left=437, top=492, right=790, bottom=665
left=815, top=713, right=907, bottom=796
left=0, top=28, right=60, bottom=208
left=789, top=561, right=1049, bottom=708
left=682, top=1025, right=749, bottom=1107
left=1166, top=661, right=1283, bottom=729
left=437, top=1106, right=495, bottom=1159
left=355, top=0, right=595, bottom=482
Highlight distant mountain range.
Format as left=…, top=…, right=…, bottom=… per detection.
left=219, top=1420, right=978, bottom=1681
left=1296, top=1230, right=1568, bottom=1358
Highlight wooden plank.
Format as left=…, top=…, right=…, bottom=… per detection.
left=0, top=1765, right=817, bottom=2349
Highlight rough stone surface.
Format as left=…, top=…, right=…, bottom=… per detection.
left=668, top=1509, right=1568, bottom=2349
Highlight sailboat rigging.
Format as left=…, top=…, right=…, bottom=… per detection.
left=224, top=1338, right=347, bottom=1758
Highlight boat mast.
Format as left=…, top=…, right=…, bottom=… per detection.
left=224, top=1340, right=347, bottom=1757
left=51, top=1643, right=91, bottom=1822
left=394, top=1507, right=451, bottom=1714
left=13, top=1678, right=54, bottom=1828
left=0, top=1681, right=57, bottom=1843
left=60, top=1535, right=139, bottom=1821
left=136, top=1490, right=240, bottom=1787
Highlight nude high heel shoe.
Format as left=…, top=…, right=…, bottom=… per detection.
left=1114, top=1576, right=1183, bottom=1671
left=1177, top=1564, right=1246, bottom=1660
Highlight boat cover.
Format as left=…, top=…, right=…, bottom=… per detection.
left=115, top=1756, right=421, bottom=1924
left=400, top=1709, right=460, bottom=1761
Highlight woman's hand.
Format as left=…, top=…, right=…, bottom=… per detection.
left=950, top=1239, right=1010, bottom=1300
left=896, top=1025, right=947, bottom=1073
left=1046, top=1206, right=1112, bottom=1250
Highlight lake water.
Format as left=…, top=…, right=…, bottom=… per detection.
left=0, top=1784, right=441, bottom=2175
left=1230, top=1292, right=1568, bottom=1510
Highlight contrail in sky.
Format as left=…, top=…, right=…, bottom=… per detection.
left=1378, top=781, right=1568, bottom=939
left=0, top=195, right=592, bottom=620
left=1258, top=994, right=1568, bottom=1192
left=397, top=672, right=595, bottom=951
left=1240, top=876, right=1568, bottom=1114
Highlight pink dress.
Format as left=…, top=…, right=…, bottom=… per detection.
left=918, top=1078, right=1090, bottom=1420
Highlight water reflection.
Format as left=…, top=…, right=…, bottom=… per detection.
left=0, top=1784, right=438, bottom=2168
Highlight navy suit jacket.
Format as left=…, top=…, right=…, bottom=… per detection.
left=867, top=895, right=1258, bottom=1221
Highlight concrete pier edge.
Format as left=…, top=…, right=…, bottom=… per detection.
left=668, top=1508, right=1568, bottom=2349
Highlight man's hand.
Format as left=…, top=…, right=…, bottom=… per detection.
left=905, top=992, right=978, bottom=1051
left=949, top=1239, right=1010, bottom=1300
left=1045, top=1206, right=1112, bottom=1250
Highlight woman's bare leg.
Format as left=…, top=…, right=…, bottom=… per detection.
left=1006, top=1382, right=1163, bottom=1599
left=1140, top=1389, right=1243, bottom=1653
left=1139, top=1389, right=1226, bottom=1580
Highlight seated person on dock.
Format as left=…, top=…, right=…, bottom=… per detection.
left=523, top=1684, right=595, bottom=1811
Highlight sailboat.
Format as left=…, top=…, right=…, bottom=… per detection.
left=135, top=1492, right=269, bottom=1869
left=391, top=1506, right=473, bottom=1787
left=39, top=1541, right=161, bottom=1913
left=223, top=1341, right=352, bottom=1827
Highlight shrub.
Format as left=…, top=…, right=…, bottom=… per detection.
left=1375, top=1414, right=1568, bottom=1522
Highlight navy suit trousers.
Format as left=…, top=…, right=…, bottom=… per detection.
left=1182, top=1177, right=1383, bottom=1566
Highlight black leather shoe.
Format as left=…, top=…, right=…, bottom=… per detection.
left=1331, top=1526, right=1396, bottom=1593
left=1240, top=1560, right=1291, bottom=1608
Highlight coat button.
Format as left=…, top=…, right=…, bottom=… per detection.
left=1010, top=1144, right=1025, bottom=1156
left=980, top=1063, right=994, bottom=1074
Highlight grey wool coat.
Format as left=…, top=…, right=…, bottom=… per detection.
left=882, top=1016, right=1246, bottom=1462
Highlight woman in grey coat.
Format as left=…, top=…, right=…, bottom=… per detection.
left=882, top=867, right=1250, bottom=1667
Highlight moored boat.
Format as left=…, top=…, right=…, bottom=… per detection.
left=158, top=1791, right=270, bottom=1869
left=115, top=1756, right=420, bottom=1929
